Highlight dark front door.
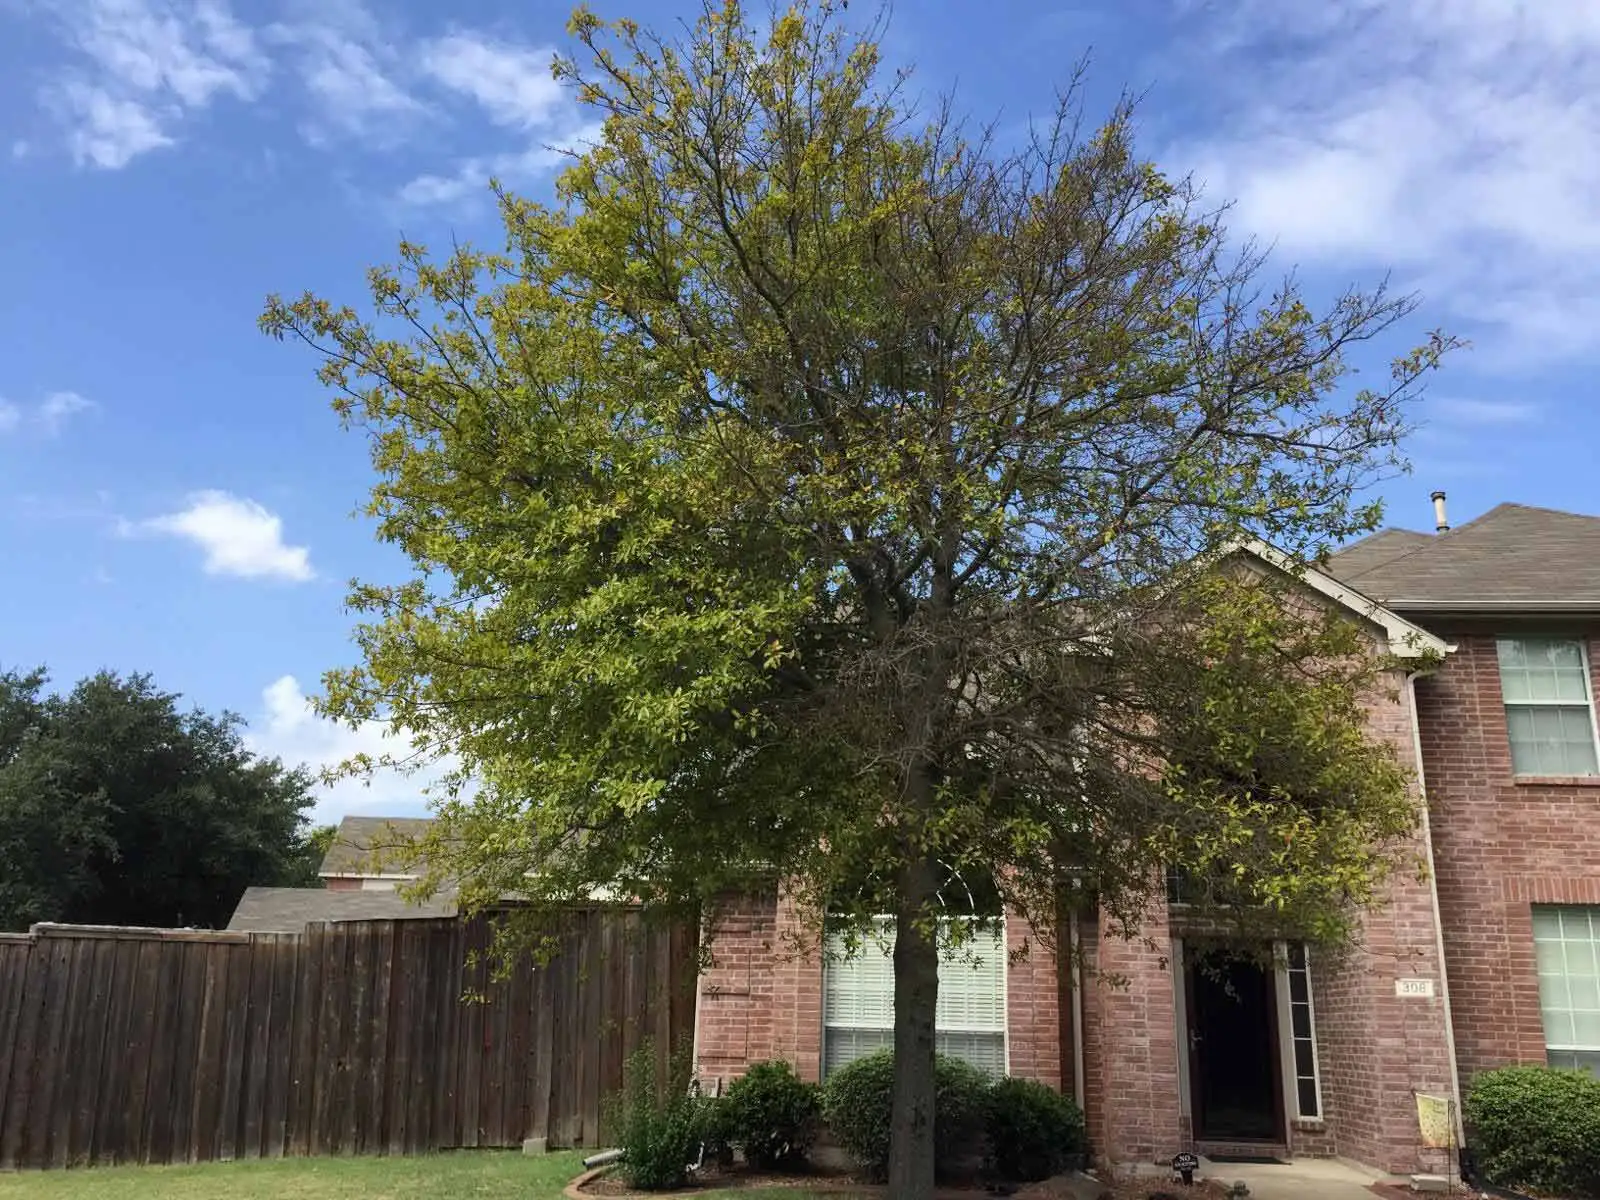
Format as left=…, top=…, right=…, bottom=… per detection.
left=1186, top=950, right=1284, bottom=1143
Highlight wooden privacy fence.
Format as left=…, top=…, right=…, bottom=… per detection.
left=0, top=910, right=697, bottom=1169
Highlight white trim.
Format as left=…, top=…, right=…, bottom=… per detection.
left=1275, top=942, right=1324, bottom=1121
left=1000, top=914, right=1012, bottom=1077
left=318, top=872, right=417, bottom=881
left=1235, top=539, right=1454, bottom=660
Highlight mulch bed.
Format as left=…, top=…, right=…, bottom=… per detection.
left=571, top=1162, right=1233, bottom=1200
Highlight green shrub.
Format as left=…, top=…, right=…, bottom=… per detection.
left=982, top=1076, right=1087, bottom=1182
left=700, top=1094, right=737, bottom=1167
left=1466, top=1064, right=1600, bottom=1198
left=723, top=1060, right=820, bottom=1169
left=820, top=1050, right=989, bottom=1181
left=606, top=1041, right=708, bottom=1190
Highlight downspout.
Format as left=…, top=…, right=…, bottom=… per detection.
left=1406, top=668, right=1465, bottom=1148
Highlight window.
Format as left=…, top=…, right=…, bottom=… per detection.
left=1497, top=639, right=1600, bottom=777
left=1285, top=944, right=1322, bottom=1119
left=823, top=918, right=1006, bottom=1078
left=1533, top=906, right=1600, bottom=1074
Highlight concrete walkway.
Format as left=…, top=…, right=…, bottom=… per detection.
left=1200, top=1156, right=1385, bottom=1199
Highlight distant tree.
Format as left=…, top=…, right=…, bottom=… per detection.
left=290, top=823, right=340, bottom=887
left=0, top=668, right=318, bottom=930
left=262, top=5, right=1453, bottom=1196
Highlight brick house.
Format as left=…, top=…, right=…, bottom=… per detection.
left=692, top=500, right=1600, bottom=1178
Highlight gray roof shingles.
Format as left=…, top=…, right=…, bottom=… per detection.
left=318, top=815, right=434, bottom=877
left=1325, top=503, right=1600, bottom=612
left=226, top=887, right=454, bottom=933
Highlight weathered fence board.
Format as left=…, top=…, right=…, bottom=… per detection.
left=0, top=911, right=696, bottom=1169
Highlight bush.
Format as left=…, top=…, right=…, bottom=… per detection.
left=606, top=1041, right=708, bottom=1190
left=1466, top=1064, right=1600, bottom=1198
left=820, top=1050, right=989, bottom=1181
left=983, top=1076, right=1087, bottom=1182
left=723, top=1060, right=820, bottom=1169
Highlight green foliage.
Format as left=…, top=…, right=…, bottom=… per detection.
left=606, top=1042, right=707, bottom=1190
left=821, top=1051, right=986, bottom=1181
left=1466, top=1065, right=1600, bottom=1198
left=0, top=667, right=318, bottom=931
left=982, top=1077, right=1087, bottom=1182
left=722, top=1060, right=819, bottom=1169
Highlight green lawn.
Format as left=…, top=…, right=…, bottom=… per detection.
left=0, top=1150, right=587, bottom=1200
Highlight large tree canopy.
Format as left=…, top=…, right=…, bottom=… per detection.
left=0, top=667, right=322, bottom=931
left=262, top=4, right=1451, bottom=1194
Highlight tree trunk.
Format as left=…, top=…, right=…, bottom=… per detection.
left=888, top=853, right=940, bottom=1200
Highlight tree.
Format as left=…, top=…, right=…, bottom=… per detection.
left=261, top=4, right=1452, bottom=1195
left=0, top=668, right=319, bottom=930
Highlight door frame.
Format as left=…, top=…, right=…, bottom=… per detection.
left=1175, top=939, right=1289, bottom=1145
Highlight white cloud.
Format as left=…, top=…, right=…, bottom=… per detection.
left=1173, top=0, right=1600, bottom=363
left=420, top=33, right=563, bottom=130
left=267, top=7, right=425, bottom=143
left=50, top=83, right=173, bottom=168
left=1427, top=397, right=1541, bottom=426
left=247, top=674, right=457, bottom=825
left=37, top=390, right=96, bottom=432
left=44, top=0, right=267, bottom=168
left=400, top=31, right=593, bottom=209
left=398, top=121, right=601, bottom=208
left=132, top=490, right=314, bottom=581
left=0, top=391, right=96, bottom=436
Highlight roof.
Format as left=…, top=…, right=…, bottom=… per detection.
left=318, top=815, right=435, bottom=877
left=1325, top=503, right=1600, bottom=613
left=1235, top=538, right=1452, bottom=658
left=226, top=887, right=454, bottom=933
left=1318, top=528, right=1434, bottom=581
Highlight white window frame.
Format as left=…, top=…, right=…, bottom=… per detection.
left=1496, top=637, right=1600, bottom=778
left=821, top=916, right=1008, bottom=1078
left=1532, top=905, right=1600, bottom=1072
left=1275, top=941, right=1323, bottom=1122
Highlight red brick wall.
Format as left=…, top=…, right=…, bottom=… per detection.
left=322, top=877, right=362, bottom=891
left=1080, top=904, right=1184, bottom=1167
left=694, top=891, right=782, bottom=1088
left=1304, top=667, right=1456, bottom=1175
left=1005, top=907, right=1062, bottom=1087
left=1416, top=630, right=1600, bottom=1079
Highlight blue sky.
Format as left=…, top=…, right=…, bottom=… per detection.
left=3, top=0, right=1595, bottom=824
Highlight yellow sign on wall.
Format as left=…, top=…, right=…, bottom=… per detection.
left=1416, top=1093, right=1455, bottom=1149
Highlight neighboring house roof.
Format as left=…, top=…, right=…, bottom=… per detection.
left=318, top=815, right=435, bottom=877
left=227, top=886, right=454, bottom=933
left=1325, top=503, right=1600, bottom=613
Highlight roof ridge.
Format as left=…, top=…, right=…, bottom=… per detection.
left=1493, top=501, right=1600, bottom=521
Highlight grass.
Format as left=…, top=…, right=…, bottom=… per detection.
left=0, top=1151, right=858, bottom=1200
left=0, top=1149, right=587, bottom=1200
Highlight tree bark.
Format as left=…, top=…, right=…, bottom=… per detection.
left=888, top=852, right=940, bottom=1200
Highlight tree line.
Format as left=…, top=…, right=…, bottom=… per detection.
left=0, top=666, right=332, bottom=932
